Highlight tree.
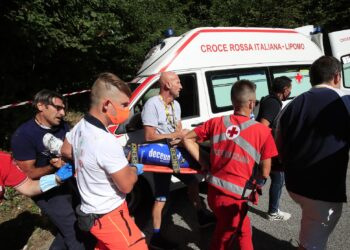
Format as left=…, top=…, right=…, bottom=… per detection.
left=0, top=0, right=349, bottom=149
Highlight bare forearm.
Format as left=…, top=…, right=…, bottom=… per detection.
left=260, top=159, right=271, bottom=179
left=183, top=138, right=201, bottom=162
left=16, top=179, right=42, bottom=196
left=26, top=165, right=55, bottom=180
left=183, top=131, right=210, bottom=169
left=145, top=132, right=179, bottom=142
left=125, top=168, right=138, bottom=191
left=111, top=166, right=138, bottom=194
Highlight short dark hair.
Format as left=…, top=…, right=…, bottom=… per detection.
left=271, top=76, right=292, bottom=93
left=91, top=72, right=131, bottom=105
left=310, top=56, right=341, bottom=86
left=32, top=89, right=65, bottom=112
left=231, top=80, right=256, bottom=105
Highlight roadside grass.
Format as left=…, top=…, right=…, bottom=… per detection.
left=1, top=186, right=55, bottom=250
left=0, top=187, right=54, bottom=250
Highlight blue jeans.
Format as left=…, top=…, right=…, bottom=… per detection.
left=268, top=171, right=285, bottom=214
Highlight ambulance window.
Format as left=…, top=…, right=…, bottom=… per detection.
left=239, top=72, right=269, bottom=100
left=133, top=73, right=199, bottom=118
left=271, top=66, right=311, bottom=97
left=177, top=73, right=200, bottom=118
left=124, top=82, right=160, bottom=132
left=211, top=74, right=238, bottom=108
left=206, top=69, right=269, bottom=113
left=341, top=55, right=350, bottom=88
left=134, top=83, right=160, bottom=114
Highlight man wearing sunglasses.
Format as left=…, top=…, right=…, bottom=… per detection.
left=11, top=89, right=87, bottom=250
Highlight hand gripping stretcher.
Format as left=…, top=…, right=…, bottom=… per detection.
left=126, top=141, right=200, bottom=174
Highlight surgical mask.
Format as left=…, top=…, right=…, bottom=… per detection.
left=250, top=112, right=255, bottom=120
left=284, top=92, right=291, bottom=100
left=107, top=102, right=130, bottom=125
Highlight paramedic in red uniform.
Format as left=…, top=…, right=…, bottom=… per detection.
left=183, top=80, right=278, bottom=250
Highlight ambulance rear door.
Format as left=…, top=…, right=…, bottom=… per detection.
left=329, top=29, right=350, bottom=94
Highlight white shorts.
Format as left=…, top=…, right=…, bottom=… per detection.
left=289, top=191, right=343, bottom=250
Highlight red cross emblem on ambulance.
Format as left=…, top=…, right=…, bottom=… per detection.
left=295, top=73, right=303, bottom=84
left=226, top=125, right=240, bottom=139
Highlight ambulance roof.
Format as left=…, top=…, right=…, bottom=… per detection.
left=137, top=27, right=324, bottom=76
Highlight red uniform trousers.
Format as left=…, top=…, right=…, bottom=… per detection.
left=208, top=186, right=253, bottom=250
left=91, top=201, right=148, bottom=250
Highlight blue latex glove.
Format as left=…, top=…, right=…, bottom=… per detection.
left=130, top=163, right=144, bottom=175
left=56, top=163, right=73, bottom=182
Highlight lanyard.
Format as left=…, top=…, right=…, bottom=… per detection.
left=159, top=95, right=177, bottom=129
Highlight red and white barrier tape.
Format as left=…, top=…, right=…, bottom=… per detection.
left=62, top=89, right=91, bottom=97
left=0, top=89, right=91, bottom=110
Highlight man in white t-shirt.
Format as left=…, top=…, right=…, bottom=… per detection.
left=62, top=73, right=147, bottom=250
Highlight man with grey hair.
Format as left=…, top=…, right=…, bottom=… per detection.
left=277, top=56, right=350, bottom=250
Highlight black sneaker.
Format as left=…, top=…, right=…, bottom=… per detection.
left=149, top=233, right=178, bottom=250
left=197, top=208, right=216, bottom=228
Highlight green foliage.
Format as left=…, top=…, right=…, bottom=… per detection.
left=0, top=187, right=39, bottom=214
left=0, top=0, right=349, bottom=149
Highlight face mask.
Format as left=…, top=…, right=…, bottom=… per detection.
left=107, top=102, right=130, bottom=125
left=283, top=91, right=291, bottom=101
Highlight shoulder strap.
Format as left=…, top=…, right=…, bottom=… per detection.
left=130, top=143, right=139, bottom=164
left=166, top=139, right=180, bottom=174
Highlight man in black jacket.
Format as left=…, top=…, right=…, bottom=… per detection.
left=256, top=76, right=292, bottom=221
left=277, top=56, right=350, bottom=250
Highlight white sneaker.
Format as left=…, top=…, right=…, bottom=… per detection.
left=43, top=133, right=63, bottom=156
left=267, top=209, right=291, bottom=221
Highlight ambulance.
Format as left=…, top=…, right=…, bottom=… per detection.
left=116, top=26, right=350, bottom=211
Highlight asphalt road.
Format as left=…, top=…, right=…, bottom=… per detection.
left=133, top=169, right=350, bottom=250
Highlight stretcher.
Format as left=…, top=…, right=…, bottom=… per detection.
left=43, top=133, right=201, bottom=174
left=126, top=142, right=201, bottom=174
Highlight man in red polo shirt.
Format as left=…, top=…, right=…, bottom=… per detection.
left=0, top=151, right=72, bottom=202
left=183, top=80, right=278, bottom=250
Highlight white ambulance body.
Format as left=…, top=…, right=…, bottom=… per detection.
left=119, top=26, right=350, bottom=211
left=117, top=26, right=325, bottom=145
left=328, top=29, right=350, bottom=94
left=295, top=25, right=350, bottom=94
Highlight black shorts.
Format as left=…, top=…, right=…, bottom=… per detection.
left=153, top=173, right=198, bottom=199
